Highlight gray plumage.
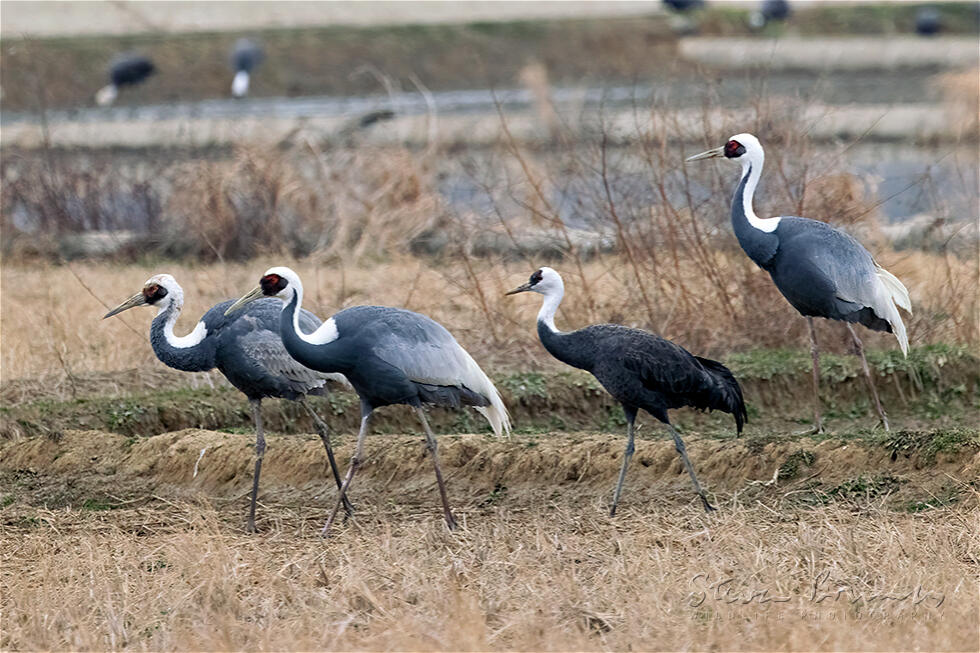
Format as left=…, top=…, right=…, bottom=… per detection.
left=230, top=39, right=264, bottom=97
left=104, top=274, right=350, bottom=532
left=231, top=38, right=264, bottom=73
left=227, top=266, right=510, bottom=533
left=687, top=132, right=910, bottom=432
left=725, top=142, right=909, bottom=353
left=150, top=298, right=336, bottom=400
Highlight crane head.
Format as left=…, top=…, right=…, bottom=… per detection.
left=685, top=133, right=763, bottom=168
left=225, top=266, right=300, bottom=316
left=104, top=274, right=182, bottom=318
left=506, top=267, right=564, bottom=297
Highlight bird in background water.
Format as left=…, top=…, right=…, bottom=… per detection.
left=96, top=53, right=156, bottom=106
left=507, top=267, right=746, bottom=514
left=687, top=133, right=911, bottom=433
left=226, top=266, right=510, bottom=534
left=104, top=274, right=351, bottom=532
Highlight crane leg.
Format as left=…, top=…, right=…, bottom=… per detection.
left=414, top=406, right=458, bottom=531
left=322, top=403, right=372, bottom=537
left=247, top=399, right=266, bottom=533
left=805, top=317, right=826, bottom=434
left=610, top=406, right=638, bottom=517
left=668, top=424, right=715, bottom=512
left=846, top=323, right=890, bottom=432
left=299, top=396, right=354, bottom=517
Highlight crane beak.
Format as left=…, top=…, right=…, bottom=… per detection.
left=103, top=292, right=148, bottom=319
left=685, top=146, right=724, bottom=162
left=225, top=285, right=264, bottom=316
left=505, top=282, right=533, bottom=296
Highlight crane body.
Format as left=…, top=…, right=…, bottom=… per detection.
left=227, top=267, right=510, bottom=534
left=230, top=38, right=264, bottom=97
left=508, top=267, right=746, bottom=514
left=104, top=274, right=350, bottom=531
left=687, top=133, right=911, bottom=432
left=96, top=54, right=156, bottom=106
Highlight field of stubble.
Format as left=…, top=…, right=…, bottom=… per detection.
left=2, top=424, right=978, bottom=651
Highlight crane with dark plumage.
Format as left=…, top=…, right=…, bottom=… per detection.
left=226, top=267, right=510, bottom=534
left=686, top=133, right=911, bottom=433
left=104, top=274, right=351, bottom=532
left=96, top=53, right=156, bottom=106
left=507, top=267, right=746, bottom=514
left=749, top=0, right=791, bottom=30
left=230, top=38, right=264, bottom=98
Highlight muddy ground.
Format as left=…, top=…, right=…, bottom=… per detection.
left=3, top=422, right=977, bottom=532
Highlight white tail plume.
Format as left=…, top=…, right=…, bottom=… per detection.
left=875, top=263, right=911, bottom=356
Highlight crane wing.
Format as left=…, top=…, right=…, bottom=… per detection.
left=363, top=308, right=510, bottom=436
left=779, top=218, right=910, bottom=355
left=615, top=330, right=707, bottom=395
left=238, top=326, right=345, bottom=393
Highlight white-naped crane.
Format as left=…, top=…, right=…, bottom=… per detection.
left=104, top=274, right=351, bottom=532
left=226, top=267, right=510, bottom=534
left=507, top=267, right=746, bottom=514
left=687, top=133, right=911, bottom=433
left=95, top=53, right=156, bottom=106
left=230, top=38, right=264, bottom=98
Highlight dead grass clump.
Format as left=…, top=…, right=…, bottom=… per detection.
left=0, top=152, right=164, bottom=260
left=161, top=143, right=449, bottom=263
left=936, top=67, right=979, bottom=141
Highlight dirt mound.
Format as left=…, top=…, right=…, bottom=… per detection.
left=3, top=428, right=976, bottom=514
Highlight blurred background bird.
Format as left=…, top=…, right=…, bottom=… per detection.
left=95, top=53, right=156, bottom=106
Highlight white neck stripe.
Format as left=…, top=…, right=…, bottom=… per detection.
left=741, top=161, right=781, bottom=234
left=290, top=286, right=340, bottom=346
left=537, top=289, right=562, bottom=333
left=159, top=304, right=208, bottom=349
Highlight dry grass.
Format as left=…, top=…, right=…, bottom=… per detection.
left=3, top=494, right=976, bottom=651
left=1, top=248, right=976, bottom=382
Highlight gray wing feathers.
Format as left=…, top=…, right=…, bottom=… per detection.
left=825, top=233, right=910, bottom=356
left=373, top=320, right=511, bottom=437
left=792, top=221, right=911, bottom=356
left=240, top=328, right=346, bottom=392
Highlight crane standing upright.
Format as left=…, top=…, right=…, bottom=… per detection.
left=230, top=38, right=264, bottom=98
left=104, top=274, right=351, bottom=532
left=687, top=133, right=911, bottom=433
left=227, top=267, right=510, bottom=534
left=507, top=267, right=746, bottom=514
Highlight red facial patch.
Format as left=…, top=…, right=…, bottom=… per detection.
left=259, top=273, right=288, bottom=295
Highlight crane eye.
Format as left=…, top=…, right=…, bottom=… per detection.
left=260, top=274, right=288, bottom=294
left=142, top=284, right=168, bottom=303
left=724, top=140, right=746, bottom=158
left=530, top=269, right=544, bottom=285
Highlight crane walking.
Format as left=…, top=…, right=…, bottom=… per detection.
left=96, top=53, right=156, bottom=106
left=687, top=133, right=911, bottom=432
left=226, top=267, right=510, bottom=534
left=104, top=274, right=351, bottom=532
left=507, top=267, right=746, bottom=514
